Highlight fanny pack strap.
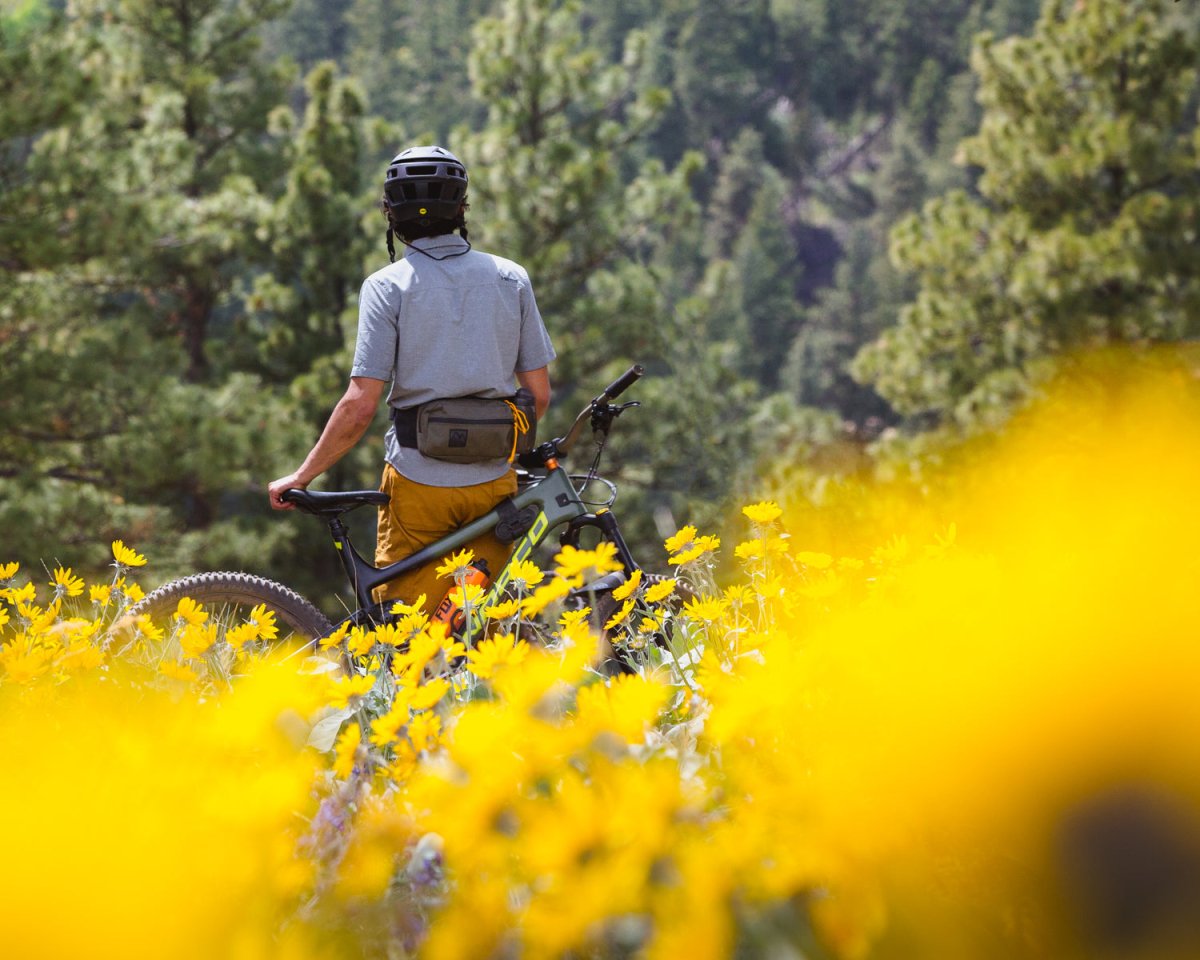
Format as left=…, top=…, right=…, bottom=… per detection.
left=390, top=406, right=419, bottom=449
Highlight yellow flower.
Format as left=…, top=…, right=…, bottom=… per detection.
left=369, top=623, right=403, bottom=648
left=467, top=633, right=530, bottom=680
left=392, top=630, right=443, bottom=684
left=508, top=559, right=544, bottom=589
left=21, top=603, right=56, bottom=636
left=735, top=537, right=789, bottom=563
left=604, top=597, right=636, bottom=631
left=111, top=539, right=147, bottom=568
left=637, top=612, right=664, bottom=635
left=385, top=744, right=420, bottom=786
left=682, top=595, right=731, bottom=622
left=224, top=623, right=257, bottom=653
left=332, top=723, right=361, bottom=779
left=328, top=674, right=374, bottom=709
left=406, top=711, right=442, bottom=753
left=559, top=607, right=591, bottom=630
left=122, top=582, right=145, bottom=603
left=724, top=584, right=754, bottom=605
left=871, top=534, right=909, bottom=567
left=0, top=562, right=18, bottom=581
left=484, top=598, right=520, bottom=620
left=645, top=578, right=677, bottom=605
left=552, top=542, right=622, bottom=580
left=133, top=615, right=163, bottom=643
left=435, top=549, right=475, bottom=580
left=248, top=604, right=277, bottom=641
left=5, top=582, right=36, bottom=605
left=319, top=621, right=350, bottom=651
left=390, top=594, right=428, bottom=616
left=89, top=583, right=112, bottom=605
left=370, top=703, right=410, bottom=748
left=158, top=659, right=198, bottom=683
left=794, top=551, right=834, bottom=569
left=447, top=583, right=486, bottom=607
left=408, top=676, right=450, bottom=710
left=742, top=500, right=783, bottom=525
left=1, top=642, right=53, bottom=683
left=50, top=566, right=85, bottom=598
left=178, top=622, right=217, bottom=660
left=173, top=597, right=208, bottom=626
left=668, top=535, right=720, bottom=566
left=664, top=524, right=698, bottom=555
left=392, top=613, right=431, bottom=639
left=576, top=674, right=667, bottom=742
left=558, top=614, right=592, bottom=647
left=367, top=696, right=410, bottom=748
left=520, top=577, right=571, bottom=618
left=611, top=568, right=642, bottom=601
left=0, top=606, right=9, bottom=630
left=442, top=636, right=466, bottom=661
left=347, top=627, right=375, bottom=658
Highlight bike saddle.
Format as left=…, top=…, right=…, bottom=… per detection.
left=282, top=488, right=389, bottom=517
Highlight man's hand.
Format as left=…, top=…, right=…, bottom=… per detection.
left=268, top=473, right=307, bottom=511
left=266, top=377, right=387, bottom=512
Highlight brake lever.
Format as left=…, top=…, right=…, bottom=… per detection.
left=589, top=400, right=639, bottom=443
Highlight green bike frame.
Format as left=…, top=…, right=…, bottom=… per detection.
left=326, top=464, right=635, bottom=637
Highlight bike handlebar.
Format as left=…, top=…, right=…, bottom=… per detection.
left=518, top=363, right=645, bottom=467
left=601, top=364, right=644, bottom=401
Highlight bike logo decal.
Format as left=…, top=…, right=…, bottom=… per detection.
left=467, top=510, right=548, bottom=635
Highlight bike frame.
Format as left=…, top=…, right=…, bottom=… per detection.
left=324, top=462, right=640, bottom=637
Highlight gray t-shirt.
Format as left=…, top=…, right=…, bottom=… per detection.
left=351, top=233, right=557, bottom=487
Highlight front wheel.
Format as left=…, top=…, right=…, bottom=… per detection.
left=121, top=571, right=335, bottom=678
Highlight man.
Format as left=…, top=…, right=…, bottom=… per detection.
left=268, top=145, right=555, bottom=610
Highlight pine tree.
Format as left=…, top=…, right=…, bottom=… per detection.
left=456, top=0, right=699, bottom=396
left=455, top=0, right=753, bottom=551
left=853, top=0, right=1200, bottom=430
left=0, top=0, right=316, bottom=578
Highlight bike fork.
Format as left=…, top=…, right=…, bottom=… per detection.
left=560, top=511, right=640, bottom=575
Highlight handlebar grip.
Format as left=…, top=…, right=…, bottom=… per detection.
left=602, top=364, right=645, bottom=400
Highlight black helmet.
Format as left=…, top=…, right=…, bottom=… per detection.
left=382, top=145, right=468, bottom=224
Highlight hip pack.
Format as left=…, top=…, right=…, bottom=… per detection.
left=392, top=389, right=536, bottom=464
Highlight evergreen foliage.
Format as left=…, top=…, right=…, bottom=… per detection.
left=5, top=0, right=1196, bottom=597
left=854, top=0, right=1200, bottom=429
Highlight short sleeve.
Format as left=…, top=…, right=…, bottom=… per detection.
left=515, top=279, right=556, bottom=372
left=350, top=276, right=399, bottom=381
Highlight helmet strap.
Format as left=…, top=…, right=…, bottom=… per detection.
left=396, top=234, right=472, bottom=262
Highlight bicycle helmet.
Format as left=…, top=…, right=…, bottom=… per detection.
left=382, top=145, right=468, bottom=224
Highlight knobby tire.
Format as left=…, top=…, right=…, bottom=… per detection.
left=127, top=570, right=334, bottom=647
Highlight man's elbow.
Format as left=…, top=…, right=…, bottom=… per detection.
left=339, top=395, right=380, bottom=433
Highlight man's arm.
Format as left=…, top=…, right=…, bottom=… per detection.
left=516, top=366, right=551, bottom=420
left=268, top=376, right=388, bottom=510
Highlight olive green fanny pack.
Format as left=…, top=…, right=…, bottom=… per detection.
left=391, top=390, right=537, bottom=464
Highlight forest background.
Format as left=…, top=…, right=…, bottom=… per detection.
left=2, top=0, right=1197, bottom=606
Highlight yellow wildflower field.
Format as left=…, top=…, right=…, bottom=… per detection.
left=2, top=352, right=1200, bottom=959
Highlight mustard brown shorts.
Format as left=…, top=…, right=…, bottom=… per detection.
left=374, top=463, right=518, bottom=611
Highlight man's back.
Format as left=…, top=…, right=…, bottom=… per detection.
left=352, top=232, right=555, bottom=487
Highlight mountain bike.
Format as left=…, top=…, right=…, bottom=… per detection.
left=127, top=365, right=664, bottom=668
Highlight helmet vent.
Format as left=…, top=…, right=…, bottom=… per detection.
left=404, top=164, right=438, bottom=176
